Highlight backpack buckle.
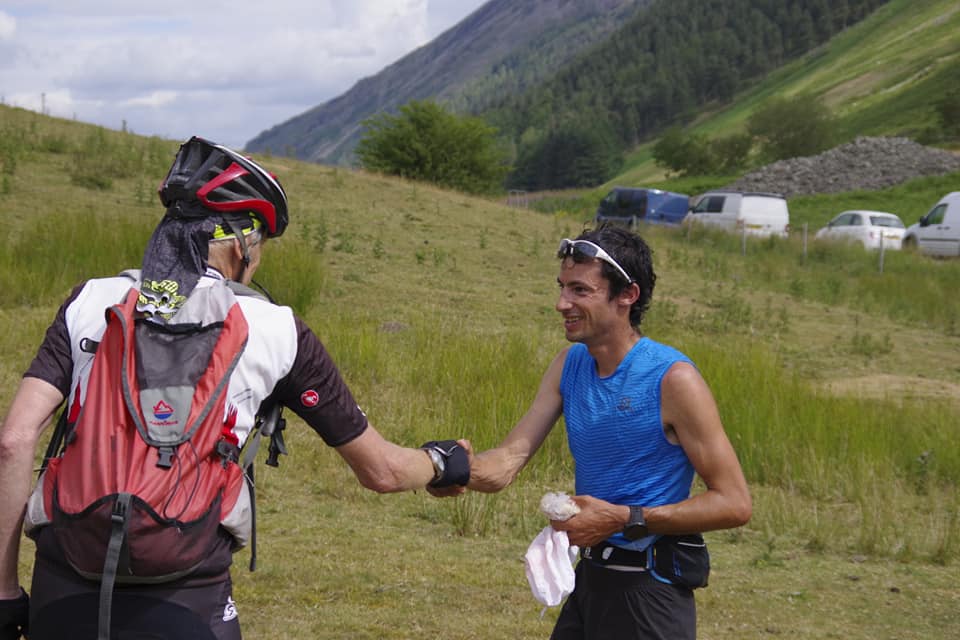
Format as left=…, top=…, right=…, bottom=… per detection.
left=111, top=495, right=129, bottom=524
left=156, top=446, right=176, bottom=468
left=216, top=439, right=240, bottom=467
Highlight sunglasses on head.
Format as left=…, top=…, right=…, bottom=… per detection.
left=557, top=238, right=634, bottom=284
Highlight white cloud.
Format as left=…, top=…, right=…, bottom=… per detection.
left=0, top=0, right=487, bottom=150
left=0, top=11, right=16, bottom=40
left=122, top=91, right=179, bottom=109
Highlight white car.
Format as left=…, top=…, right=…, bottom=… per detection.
left=814, top=210, right=906, bottom=250
left=902, top=192, right=960, bottom=257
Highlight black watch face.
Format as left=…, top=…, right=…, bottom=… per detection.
left=624, top=524, right=647, bottom=541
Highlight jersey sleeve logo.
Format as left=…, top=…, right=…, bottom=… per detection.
left=300, top=390, right=320, bottom=408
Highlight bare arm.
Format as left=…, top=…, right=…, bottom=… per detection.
left=468, top=349, right=567, bottom=493
left=334, top=423, right=447, bottom=493
left=0, top=377, right=64, bottom=598
left=552, top=361, right=751, bottom=546
left=646, top=361, right=752, bottom=533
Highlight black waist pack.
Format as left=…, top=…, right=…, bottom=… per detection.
left=650, top=534, right=710, bottom=589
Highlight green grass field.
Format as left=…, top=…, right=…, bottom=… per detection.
left=2, top=108, right=959, bottom=638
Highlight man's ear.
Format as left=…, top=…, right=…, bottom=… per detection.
left=231, top=237, right=250, bottom=266
left=619, top=282, right=641, bottom=307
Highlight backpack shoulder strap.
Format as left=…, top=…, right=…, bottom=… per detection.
left=226, top=280, right=268, bottom=302
left=118, top=268, right=140, bottom=282
left=40, top=281, right=139, bottom=474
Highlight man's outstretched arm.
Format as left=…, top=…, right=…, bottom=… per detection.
left=468, top=349, right=567, bottom=493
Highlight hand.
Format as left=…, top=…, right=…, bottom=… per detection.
left=0, top=589, right=29, bottom=640
left=548, top=495, right=628, bottom=547
left=425, top=438, right=473, bottom=498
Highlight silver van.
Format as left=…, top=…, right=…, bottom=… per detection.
left=902, top=192, right=960, bottom=257
left=685, top=191, right=790, bottom=238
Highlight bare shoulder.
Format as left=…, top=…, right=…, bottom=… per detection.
left=553, top=345, right=573, bottom=366
left=662, top=360, right=709, bottom=393
left=542, top=345, right=573, bottom=379
left=661, top=360, right=721, bottom=431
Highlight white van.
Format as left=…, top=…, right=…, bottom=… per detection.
left=685, top=191, right=790, bottom=238
left=901, top=192, right=960, bottom=257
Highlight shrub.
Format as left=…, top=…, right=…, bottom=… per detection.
left=356, top=100, right=510, bottom=195
left=747, top=94, right=836, bottom=161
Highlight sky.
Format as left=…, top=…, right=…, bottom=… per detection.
left=0, top=1, right=489, bottom=150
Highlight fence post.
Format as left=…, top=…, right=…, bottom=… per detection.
left=878, top=232, right=885, bottom=274
left=802, top=223, right=808, bottom=264
left=507, top=189, right=528, bottom=209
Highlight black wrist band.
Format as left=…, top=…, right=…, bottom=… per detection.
left=419, top=440, right=470, bottom=487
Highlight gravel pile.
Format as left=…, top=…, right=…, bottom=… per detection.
left=722, top=136, right=960, bottom=198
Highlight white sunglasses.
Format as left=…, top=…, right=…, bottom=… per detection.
left=557, top=238, right=634, bottom=284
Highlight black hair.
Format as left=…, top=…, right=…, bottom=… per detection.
left=571, top=224, right=656, bottom=328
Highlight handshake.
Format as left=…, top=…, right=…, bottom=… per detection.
left=420, top=439, right=471, bottom=490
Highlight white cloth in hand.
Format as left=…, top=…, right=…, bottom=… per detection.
left=524, top=527, right=579, bottom=608
left=540, top=491, right=580, bottom=521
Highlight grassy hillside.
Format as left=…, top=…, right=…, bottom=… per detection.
left=2, top=109, right=959, bottom=639
left=613, top=0, right=960, bottom=188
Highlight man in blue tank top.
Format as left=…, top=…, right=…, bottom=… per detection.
left=462, top=225, right=752, bottom=639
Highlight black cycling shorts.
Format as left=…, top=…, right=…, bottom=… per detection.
left=550, top=559, right=696, bottom=640
left=29, top=557, right=241, bottom=640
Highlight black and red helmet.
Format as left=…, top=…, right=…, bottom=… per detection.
left=158, top=136, right=288, bottom=237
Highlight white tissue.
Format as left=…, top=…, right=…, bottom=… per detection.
left=540, top=491, right=580, bottom=521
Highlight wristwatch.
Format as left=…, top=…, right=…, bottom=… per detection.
left=424, top=447, right=445, bottom=484
left=622, top=505, right=648, bottom=541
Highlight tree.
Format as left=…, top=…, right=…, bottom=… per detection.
left=509, top=117, right=622, bottom=190
left=747, top=94, right=835, bottom=161
left=356, top=100, right=510, bottom=194
left=935, top=87, right=960, bottom=138
left=653, top=127, right=703, bottom=176
left=652, top=127, right=753, bottom=177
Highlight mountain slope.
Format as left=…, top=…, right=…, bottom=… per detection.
left=244, top=0, right=647, bottom=165
left=611, top=0, right=960, bottom=186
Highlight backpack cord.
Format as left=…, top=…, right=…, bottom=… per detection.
left=249, top=279, right=276, bottom=304
left=240, top=402, right=285, bottom=571
left=247, top=464, right=258, bottom=571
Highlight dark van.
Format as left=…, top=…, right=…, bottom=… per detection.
left=595, top=187, right=690, bottom=227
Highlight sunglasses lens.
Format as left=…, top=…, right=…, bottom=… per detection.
left=558, top=239, right=597, bottom=259
left=557, top=239, right=633, bottom=284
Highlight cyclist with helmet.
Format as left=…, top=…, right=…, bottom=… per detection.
left=0, top=136, right=470, bottom=640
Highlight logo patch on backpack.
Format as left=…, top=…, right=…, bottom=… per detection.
left=152, top=400, right=175, bottom=421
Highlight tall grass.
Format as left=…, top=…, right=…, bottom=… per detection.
left=4, top=142, right=957, bottom=562
left=0, top=208, right=154, bottom=306
left=675, top=337, right=960, bottom=489
left=5, top=206, right=957, bottom=560
left=299, top=286, right=959, bottom=558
